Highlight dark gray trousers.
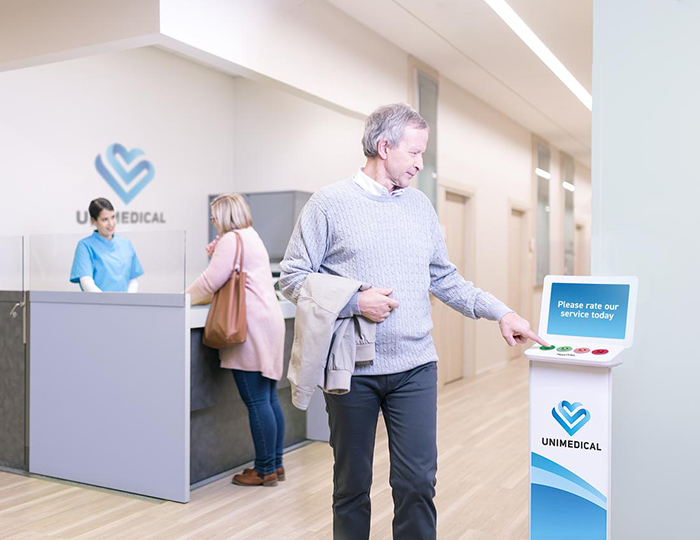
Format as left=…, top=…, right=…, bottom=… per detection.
left=324, top=361, right=438, bottom=540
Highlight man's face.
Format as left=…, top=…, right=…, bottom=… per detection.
left=384, top=125, right=428, bottom=189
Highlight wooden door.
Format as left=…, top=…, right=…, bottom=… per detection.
left=433, top=191, right=474, bottom=386
left=508, top=208, right=529, bottom=360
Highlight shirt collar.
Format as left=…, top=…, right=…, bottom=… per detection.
left=92, top=230, right=115, bottom=244
left=354, top=168, right=406, bottom=197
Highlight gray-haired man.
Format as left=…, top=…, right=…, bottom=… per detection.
left=279, top=103, right=546, bottom=540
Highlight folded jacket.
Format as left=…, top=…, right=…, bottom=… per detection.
left=288, top=273, right=376, bottom=410
left=324, top=310, right=376, bottom=395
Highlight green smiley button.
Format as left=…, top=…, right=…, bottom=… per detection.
left=540, top=345, right=556, bottom=350
left=556, top=346, right=573, bottom=352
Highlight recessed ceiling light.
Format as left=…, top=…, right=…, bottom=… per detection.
left=535, top=167, right=551, bottom=180
left=562, top=181, right=576, bottom=192
left=483, top=0, right=592, bottom=111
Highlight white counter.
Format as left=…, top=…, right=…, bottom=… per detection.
left=29, top=291, right=190, bottom=503
left=189, top=299, right=296, bottom=329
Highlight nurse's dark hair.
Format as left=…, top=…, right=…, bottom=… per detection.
left=88, top=198, right=114, bottom=221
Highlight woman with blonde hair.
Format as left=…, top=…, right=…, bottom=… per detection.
left=187, top=193, right=286, bottom=487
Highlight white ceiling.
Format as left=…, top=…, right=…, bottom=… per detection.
left=327, top=0, right=592, bottom=166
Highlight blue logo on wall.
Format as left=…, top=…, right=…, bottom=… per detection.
left=95, top=143, right=155, bottom=204
left=552, top=400, right=591, bottom=436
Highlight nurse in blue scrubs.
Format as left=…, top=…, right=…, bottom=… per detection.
left=70, top=198, right=144, bottom=292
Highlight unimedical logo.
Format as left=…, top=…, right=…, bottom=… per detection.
left=95, top=143, right=155, bottom=204
left=552, top=400, right=591, bottom=436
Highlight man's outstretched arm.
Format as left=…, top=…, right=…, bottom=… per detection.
left=428, top=216, right=547, bottom=347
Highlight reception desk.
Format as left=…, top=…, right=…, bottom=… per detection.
left=27, top=292, right=302, bottom=502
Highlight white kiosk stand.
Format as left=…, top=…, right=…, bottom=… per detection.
left=525, top=276, right=638, bottom=540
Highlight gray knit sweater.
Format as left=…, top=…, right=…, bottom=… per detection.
left=279, top=178, right=512, bottom=376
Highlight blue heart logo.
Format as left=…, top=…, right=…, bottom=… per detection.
left=552, top=400, right=591, bottom=436
left=95, top=143, right=155, bottom=204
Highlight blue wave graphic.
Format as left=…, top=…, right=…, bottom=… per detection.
left=532, top=453, right=606, bottom=503
left=531, top=453, right=607, bottom=539
left=532, top=468, right=606, bottom=510
left=531, top=484, right=606, bottom=539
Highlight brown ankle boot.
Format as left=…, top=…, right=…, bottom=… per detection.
left=243, top=467, right=285, bottom=481
left=232, top=469, right=278, bottom=487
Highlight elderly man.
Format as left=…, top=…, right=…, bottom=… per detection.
left=279, top=103, right=545, bottom=540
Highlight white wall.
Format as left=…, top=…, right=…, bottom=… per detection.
left=0, top=46, right=236, bottom=286
left=437, top=76, right=592, bottom=371
left=593, top=1, right=700, bottom=537
left=0, top=0, right=159, bottom=69
left=232, top=78, right=365, bottom=193
left=437, top=76, right=533, bottom=373
left=0, top=1, right=409, bottom=121
left=160, top=0, right=409, bottom=116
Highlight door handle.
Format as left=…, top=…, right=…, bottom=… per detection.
left=9, top=301, right=25, bottom=319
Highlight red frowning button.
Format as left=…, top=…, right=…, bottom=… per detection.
left=574, top=348, right=591, bottom=354
left=592, top=349, right=609, bottom=355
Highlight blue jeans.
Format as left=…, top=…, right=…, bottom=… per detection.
left=232, top=370, right=285, bottom=475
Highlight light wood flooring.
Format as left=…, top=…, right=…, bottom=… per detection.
left=0, top=358, right=529, bottom=540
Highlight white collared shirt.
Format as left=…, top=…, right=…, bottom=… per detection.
left=353, top=168, right=406, bottom=197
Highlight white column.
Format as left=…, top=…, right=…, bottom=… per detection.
left=593, top=1, right=700, bottom=537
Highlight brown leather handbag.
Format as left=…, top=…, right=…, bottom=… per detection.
left=203, top=231, right=247, bottom=348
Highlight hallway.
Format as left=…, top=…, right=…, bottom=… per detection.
left=0, top=358, right=530, bottom=540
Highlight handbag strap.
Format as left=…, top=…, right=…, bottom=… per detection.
left=233, top=230, right=244, bottom=273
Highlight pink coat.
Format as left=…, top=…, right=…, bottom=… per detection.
left=187, top=228, right=285, bottom=381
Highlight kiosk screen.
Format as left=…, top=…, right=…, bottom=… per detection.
left=547, top=283, right=630, bottom=339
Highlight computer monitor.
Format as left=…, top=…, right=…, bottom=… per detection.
left=538, top=276, right=638, bottom=348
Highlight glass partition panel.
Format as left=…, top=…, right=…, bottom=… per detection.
left=416, top=69, right=438, bottom=208
left=535, top=141, right=551, bottom=285
left=29, top=231, right=185, bottom=293
left=0, top=235, right=24, bottom=292
left=561, top=153, right=576, bottom=275
left=121, top=231, right=186, bottom=294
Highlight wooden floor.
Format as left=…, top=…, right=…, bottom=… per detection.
left=0, top=358, right=529, bottom=540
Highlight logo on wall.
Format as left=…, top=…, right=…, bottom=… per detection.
left=95, top=143, right=155, bottom=205
left=552, top=400, right=591, bottom=436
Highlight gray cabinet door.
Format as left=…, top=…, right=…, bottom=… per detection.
left=0, top=291, right=26, bottom=470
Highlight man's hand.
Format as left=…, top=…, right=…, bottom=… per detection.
left=358, top=287, right=399, bottom=323
left=499, top=312, right=549, bottom=347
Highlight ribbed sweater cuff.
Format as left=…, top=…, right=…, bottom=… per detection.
left=476, top=294, right=513, bottom=322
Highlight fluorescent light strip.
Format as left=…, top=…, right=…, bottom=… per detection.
left=482, top=0, right=592, bottom=111
left=535, top=167, right=551, bottom=180
left=562, top=181, right=576, bottom=192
